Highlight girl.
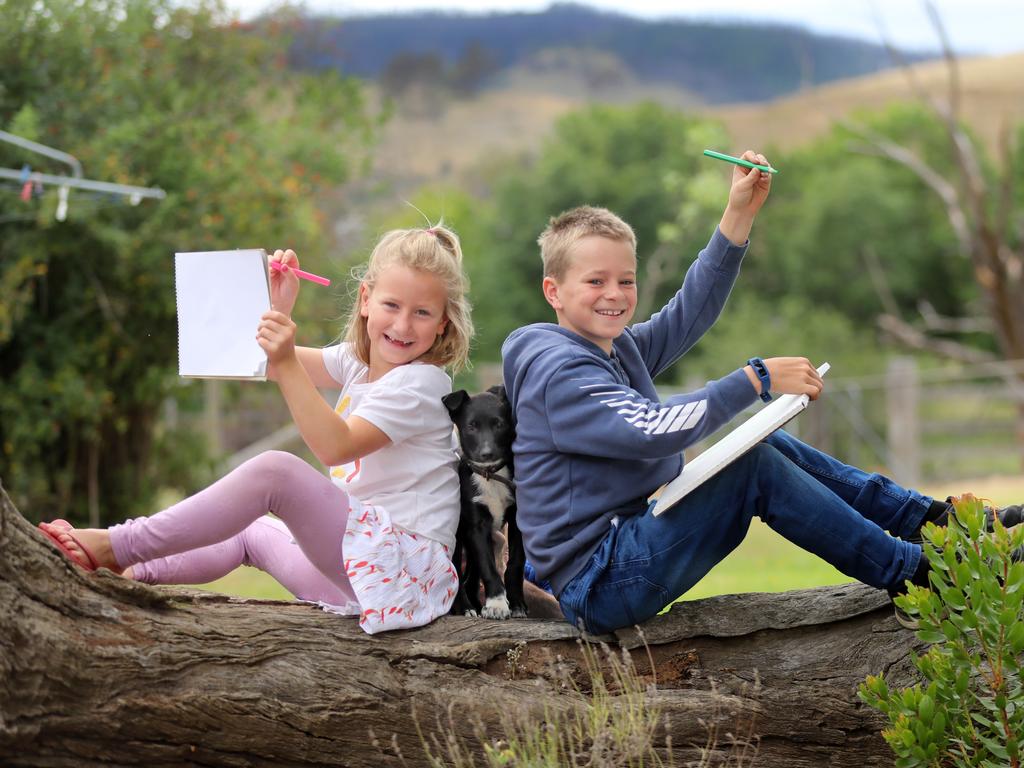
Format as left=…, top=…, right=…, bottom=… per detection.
left=38, top=226, right=474, bottom=634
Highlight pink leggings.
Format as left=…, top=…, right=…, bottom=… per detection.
left=109, top=451, right=357, bottom=605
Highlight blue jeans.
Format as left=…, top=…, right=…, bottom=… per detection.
left=524, top=560, right=553, bottom=594
left=558, top=430, right=928, bottom=635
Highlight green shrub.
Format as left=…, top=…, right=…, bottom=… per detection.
left=860, top=493, right=1024, bottom=767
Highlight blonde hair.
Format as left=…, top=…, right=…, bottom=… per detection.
left=344, top=225, right=474, bottom=373
left=538, top=205, right=637, bottom=281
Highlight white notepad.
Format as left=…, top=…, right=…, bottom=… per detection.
left=651, top=362, right=830, bottom=516
left=175, top=249, right=271, bottom=380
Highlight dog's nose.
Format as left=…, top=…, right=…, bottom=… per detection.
left=474, top=441, right=499, bottom=461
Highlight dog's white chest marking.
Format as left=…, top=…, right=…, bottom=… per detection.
left=471, top=468, right=513, bottom=532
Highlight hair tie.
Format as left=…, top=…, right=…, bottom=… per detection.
left=425, top=227, right=437, bottom=236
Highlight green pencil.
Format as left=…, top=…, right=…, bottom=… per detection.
left=703, top=149, right=778, bottom=174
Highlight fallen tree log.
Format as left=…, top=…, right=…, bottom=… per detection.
left=0, top=479, right=921, bottom=767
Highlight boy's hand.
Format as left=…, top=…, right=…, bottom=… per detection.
left=257, top=310, right=298, bottom=366
left=719, top=150, right=773, bottom=245
left=269, top=248, right=300, bottom=316
left=745, top=357, right=824, bottom=400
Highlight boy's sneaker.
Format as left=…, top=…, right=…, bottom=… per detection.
left=889, top=592, right=920, bottom=630
left=907, top=501, right=1024, bottom=544
left=888, top=553, right=931, bottom=630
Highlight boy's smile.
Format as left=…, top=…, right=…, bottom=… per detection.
left=542, top=236, right=637, bottom=354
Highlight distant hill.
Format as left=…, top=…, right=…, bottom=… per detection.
left=712, top=51, right=1024, bottom=154
left=364, top=51, right=1024, bottom=189
left=286, top=3, right=928, bottom=105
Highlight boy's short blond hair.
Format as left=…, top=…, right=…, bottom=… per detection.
left=538, top=206, right=637, bottom=281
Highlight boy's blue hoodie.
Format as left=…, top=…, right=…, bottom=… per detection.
left=502, top=228, right=759, bottom=596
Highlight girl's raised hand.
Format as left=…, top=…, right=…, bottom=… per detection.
left=257, top=310, right=298, bottom=365
left=762, top=357, right=824, bottom=400
left=269, top=248, right=300, bottom=315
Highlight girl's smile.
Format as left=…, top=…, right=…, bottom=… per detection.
left=383, top=333, right=414, bottom=347
left=360, top=265, right=449, bottom=380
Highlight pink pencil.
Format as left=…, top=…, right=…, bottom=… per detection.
left=270, top=259, right=331, bottom=286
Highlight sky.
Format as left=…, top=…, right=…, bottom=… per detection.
left=224, top=0, right=1024, bottom=56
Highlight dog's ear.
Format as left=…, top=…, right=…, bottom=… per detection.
left=486, top=384, right=508, bottom=402
left=442, top=390, right=470, bottom=415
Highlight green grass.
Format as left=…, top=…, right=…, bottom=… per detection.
left=199, top=566, right=293, bottom=601
left=679, top=518, right=853, bottom=600
left=193, top=475, right=1024, bottom=602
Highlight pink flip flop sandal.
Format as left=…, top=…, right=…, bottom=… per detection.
left=38, top=520, right=101, bottom=572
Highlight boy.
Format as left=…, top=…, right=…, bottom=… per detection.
left=502, top=150, right=1021, bottom=634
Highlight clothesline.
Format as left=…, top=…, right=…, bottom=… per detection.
left=0, top=129, right=165, bottom=220
left=0, top=167, right=165, bottom=201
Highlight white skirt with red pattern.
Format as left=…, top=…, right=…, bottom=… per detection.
left=318, top=496, right=459, bottom=635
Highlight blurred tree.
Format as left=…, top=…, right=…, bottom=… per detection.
left=450, top=41, right=498, bottom=98
left=378, top=51, right=448, bottom=118
left=0, top=0, right=378, bottom=525
left=750, top=104, right=976, bottom=330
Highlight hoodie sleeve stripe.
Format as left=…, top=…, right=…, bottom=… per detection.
left=578, top=377, right=712, bottom=437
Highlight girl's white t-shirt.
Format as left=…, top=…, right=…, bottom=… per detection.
left=321, top=343, right=460, bottom=552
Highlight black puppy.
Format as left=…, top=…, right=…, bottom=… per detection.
left=442, top=385, right=527, bottom=619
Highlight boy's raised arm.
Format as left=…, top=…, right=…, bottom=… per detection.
left=630, top=228, right=746, bottom=377
left=718, top=150, right=772, bottom=246
left=630, top=150, right=773, bottom=377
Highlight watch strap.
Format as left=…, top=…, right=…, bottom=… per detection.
left=747, top=357, right=772, bottom=402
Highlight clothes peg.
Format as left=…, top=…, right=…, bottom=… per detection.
left=19, top=164, right=32, bottom=201
left=56, top=185, right=69, bottom=221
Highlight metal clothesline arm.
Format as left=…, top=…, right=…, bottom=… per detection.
left=0, top=167, right=165, bottom=200
left=0, top=129, right=83, bottom=179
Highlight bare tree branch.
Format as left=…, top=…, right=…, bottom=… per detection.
left=917, top=300, right=992, bottom=334
left=842, top=119, right=971, bottom=258
left=877, top=313, right=996, bottom=364
left=996, top=120, right=1015, bottom=246
left=861, top=245, right=902, bottom=318
left=924, top=0, right=960, bottom=124
left=876, top=29, right=948, bottom=125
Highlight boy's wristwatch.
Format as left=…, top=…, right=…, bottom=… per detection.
left=747, top=357, right=773, bottom=402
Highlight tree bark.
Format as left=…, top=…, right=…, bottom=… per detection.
left=0, top=480, right=923, bottom=767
